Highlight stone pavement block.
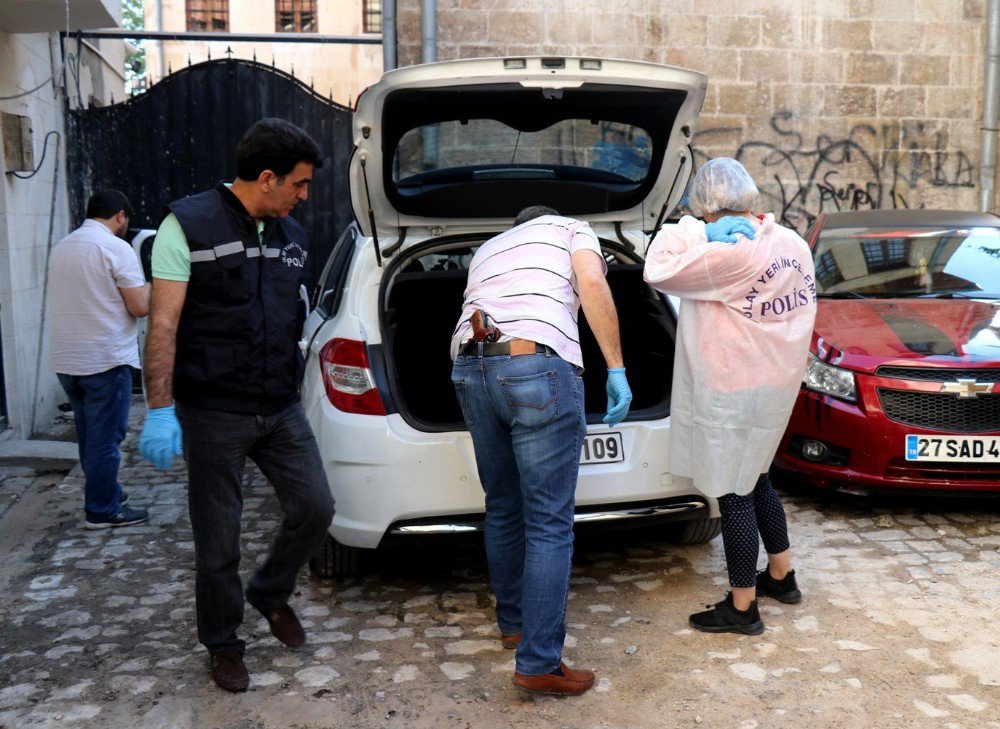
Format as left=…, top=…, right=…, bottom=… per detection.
left=0, top=439, right=78, bottom=471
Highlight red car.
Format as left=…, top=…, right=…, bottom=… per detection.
left=771, top=210, right=1000, bottom=495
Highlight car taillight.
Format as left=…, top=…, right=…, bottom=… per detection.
left=319, top=338, right=387, bottom=415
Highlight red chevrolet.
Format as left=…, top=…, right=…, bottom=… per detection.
left=772, top=210, right=1000, bottom=495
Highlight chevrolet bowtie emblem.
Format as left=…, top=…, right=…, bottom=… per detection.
left=940, top=379, right=993, bottom=399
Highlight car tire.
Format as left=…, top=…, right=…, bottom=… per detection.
left=308, top=533, right=364, bottom=578
left=665, top=516, right=722, bottom=545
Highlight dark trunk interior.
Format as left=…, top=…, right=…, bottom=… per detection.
left=383, top=261, right=675, bottom=430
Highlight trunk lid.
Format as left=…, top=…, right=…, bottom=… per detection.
left=350, top=56, right=707, bottom=244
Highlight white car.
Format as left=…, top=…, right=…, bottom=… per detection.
left=301, top=56, right=720, bottom=576
left=129, top=229, right=156, bottom=357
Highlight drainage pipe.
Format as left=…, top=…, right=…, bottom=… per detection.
left=420, top=0, right=437, bottom=166
left=382, top=0, right=396, bottom=71
left=980, top=0, right=1000, bottom=211
left=155, top=0, right=165, bottom=82
left=421, top=0, right=436, bottom=65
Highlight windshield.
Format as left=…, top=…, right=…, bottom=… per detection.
left=393, top=119, right=652, bottom=183
left=813, top=226, right=1000, bottom=298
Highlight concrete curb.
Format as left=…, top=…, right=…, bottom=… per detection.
left=0, top=439, right=79, bottom=471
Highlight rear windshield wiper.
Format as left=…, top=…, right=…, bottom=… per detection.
left=471, top=168, right=556, bottom=180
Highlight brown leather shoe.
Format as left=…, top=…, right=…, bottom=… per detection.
left=211, top=649, right=249, bottom=692
left=256, top=604, right=306, bottom=647
left=513, top=662, right=596, bottom=696
left=501, top=632, right=521, bottom=650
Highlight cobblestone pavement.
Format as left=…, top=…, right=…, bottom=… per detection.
left=0, top=401, right=998, bottom=728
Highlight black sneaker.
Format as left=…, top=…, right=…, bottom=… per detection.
left=84, top=506, right=149, bottom=530
left=756, top=568, right=802, bottom=604
left=119, top=490, right=129, bottom=506
left=689, top=592, right=764, bottom=635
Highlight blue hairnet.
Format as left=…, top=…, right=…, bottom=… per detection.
left=688, top=158, right=759, bottom=216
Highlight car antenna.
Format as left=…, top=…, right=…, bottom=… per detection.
left=359, top=151, right=383, bottom=268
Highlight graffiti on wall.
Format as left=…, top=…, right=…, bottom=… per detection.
left=694, top=111, right=976, bottom=232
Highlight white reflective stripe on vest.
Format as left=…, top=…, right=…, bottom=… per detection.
left=263, top=248, right=281, bottom=258
left=190, top=240, right=251, bottom=263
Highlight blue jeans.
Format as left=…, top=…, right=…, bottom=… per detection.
left=452, top=352, right=586, bottom=676
left=175, top=400, right=334, bottom=655
left=57, top=365, right=132, bottom=519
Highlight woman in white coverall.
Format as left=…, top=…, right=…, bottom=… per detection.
left=643, top=158, right=817, bottom=635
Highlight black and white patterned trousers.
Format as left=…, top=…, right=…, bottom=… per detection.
left=716, top=473, right=791, bottom=589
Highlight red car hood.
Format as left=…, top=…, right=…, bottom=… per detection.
left=814, top=299, right=1000, bottom=373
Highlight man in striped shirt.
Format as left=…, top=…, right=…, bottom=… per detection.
left=450, top=206, right=632, bottom=696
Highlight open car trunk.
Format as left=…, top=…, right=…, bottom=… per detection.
left=351, top=57, right=706, bottom=236
left=381, top=240, right=675, bottom=431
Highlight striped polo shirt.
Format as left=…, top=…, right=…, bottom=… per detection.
left=450, top=215, right=606, bottom=368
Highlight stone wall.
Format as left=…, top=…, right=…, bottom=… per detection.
left=395, top=0, right=994, bottom=231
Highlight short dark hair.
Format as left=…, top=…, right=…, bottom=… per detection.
left=514, top=205, right=560, bottom=227
left=235, top=118, right=323, bottom=181
left=86, top=189, right=134, bottom=220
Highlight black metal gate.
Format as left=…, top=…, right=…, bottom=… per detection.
left=66, top=57, right=355, bottom=288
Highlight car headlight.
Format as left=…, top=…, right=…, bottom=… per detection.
left=803, top=354, right=857, bottom=402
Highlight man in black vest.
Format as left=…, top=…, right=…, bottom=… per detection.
left=138, top=118, right=334, bottom=692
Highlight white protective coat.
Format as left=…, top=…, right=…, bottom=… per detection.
left=643, top=213, right=817, bottom=498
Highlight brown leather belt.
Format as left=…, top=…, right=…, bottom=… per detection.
left=461, top=339, right=555, bottom=357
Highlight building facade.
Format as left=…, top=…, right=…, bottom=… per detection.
left=143, top=0, right=384, bottom=106
left=2, top=0, right=999, bottom=437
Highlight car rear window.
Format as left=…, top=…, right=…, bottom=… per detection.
left=379, top=83, right=687, bottom=220
left=394, top=119, right=652, bottom=183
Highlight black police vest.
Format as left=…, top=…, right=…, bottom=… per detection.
left=167, top=183, right=309, bottom=415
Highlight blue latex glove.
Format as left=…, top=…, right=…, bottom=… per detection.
left=704, top=216, right=756, bottom=244
left=139, top=405, right=183, bottom=470
left=604, top=368, right=633, bottom=427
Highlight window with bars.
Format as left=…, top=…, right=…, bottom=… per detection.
left=862, top=239, right=907, bottom=273
left=186, top=0, right=229, bottom=31
left=814, top=249, right=844, bottom=288
left=363, top=0, right=382, bottom=33
left=276, top=0, right=318, bottom=32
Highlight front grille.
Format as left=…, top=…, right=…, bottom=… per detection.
left=877, top=389, right=1000, bottom=432
left=875, top=366, right=1000, bottom=382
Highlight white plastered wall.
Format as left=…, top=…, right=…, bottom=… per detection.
left=0, top=29, right=128, bottom=437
